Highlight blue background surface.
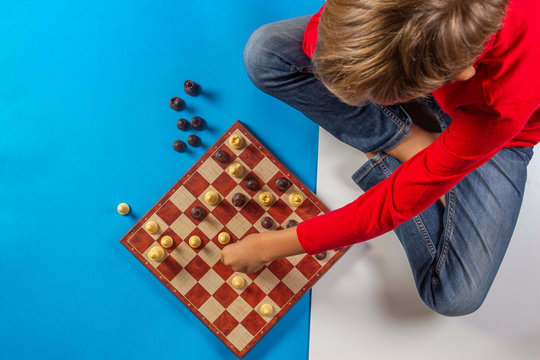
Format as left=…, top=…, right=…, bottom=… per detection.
left=0, top=1, right=324, bottom=359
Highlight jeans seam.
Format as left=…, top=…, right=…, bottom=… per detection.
left=379, top=155, right=393, bottom=177
left=376, top=105, right=412, bottom=152
left=437, top=188, right=456, bottom=274
left=352, top=154, right=388, bottom=182
left=293, top=65, right=313, bottom=73
left=413, top=216, right=438, bottom=260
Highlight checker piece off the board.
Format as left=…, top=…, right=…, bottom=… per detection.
left=120, top=121, right=348, bottom=358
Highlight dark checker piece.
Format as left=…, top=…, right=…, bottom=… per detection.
left=187, top=134, right=200, bottom=147
left=275, top=177, right=291, bottom=192
left=215, top=150, right=229, bottom=163
left=245, top=177, right=259, bottom=190
left=190, top=206, right=205, bottom=220
left=169, top=96, right=184, bottom=111
left=177, top=118, right=189, bottom=130
left=173, top=140, right=185, bottom=152
left=191, top=116, right=205, bottom=130
left=315, top=252, right=327, bottom=260
left=184, top=80, right=200, bottom=96
left=261, top=216, right=274, bottom=229
left=286, top=219, right=298, bottom=228
left=231, top=193, right=247, bottom=207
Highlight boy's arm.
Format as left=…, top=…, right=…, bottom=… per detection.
left=220, top=227, right=304, bottom=273
left=297, top=101, right=533, bottom=255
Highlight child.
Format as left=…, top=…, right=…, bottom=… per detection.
left=221, top=0, right=539, bottom=316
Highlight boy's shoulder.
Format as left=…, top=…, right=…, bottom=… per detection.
left=479, top=0, right=540, bottom=105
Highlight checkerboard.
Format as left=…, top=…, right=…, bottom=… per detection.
left=120, top=121, right=348, bottom=358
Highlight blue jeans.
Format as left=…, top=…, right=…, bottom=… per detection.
left=243, top=16, right=535, bottom=316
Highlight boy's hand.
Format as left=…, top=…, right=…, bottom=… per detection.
left=220, top=227, right=306, bottom=274
left=220, top=233, right=269, bottom=273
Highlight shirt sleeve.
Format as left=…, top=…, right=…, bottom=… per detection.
left=296, top=99, right=531, bottom=255
left=302, top=4, right=325, bottom=59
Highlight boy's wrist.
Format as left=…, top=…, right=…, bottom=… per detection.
left=259, top=227, right=304, bottom=263
left=259, top=232, right=278, bottom=263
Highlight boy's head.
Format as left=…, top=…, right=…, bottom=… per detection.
left=313, top=0, right=508, bottom=105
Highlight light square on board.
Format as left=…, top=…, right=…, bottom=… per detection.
left=198, top=241, right=222, bottom=267
left=226, top=213, right=253, bottom=239
left=169, top=186, right=197, bottom=212
left=200, top=268, right=225, bottom=295
left=281, top=268, right=308, bottom=294
left=170, top=269, right=197, bottom=296
left=227, top=296, right=253, bottom=323
left=198, top=156, right=226, bottom=184
left=199, top=296, right=226, bottom=324
left=197, top=213, right=223, bottom=240
left=253, top=268, right=280, bottom=294
left=170, top=213, right=197, bottom=239
left=170, top=241, right=197, bottom=267
left=228, top=324, right=253, bottom=351
left=252, top=157, right=279, bottom=183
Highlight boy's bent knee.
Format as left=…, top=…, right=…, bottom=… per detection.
left=429, top=298, right=483, bottom=317
left=243, top=23, right=299, bottom=91
left=243, top=24, right=279, bottom=89
left=419, top=281, right=488, bottom=317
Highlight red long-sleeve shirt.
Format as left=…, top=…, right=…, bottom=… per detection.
left=297, top=0, right=540, bottom=254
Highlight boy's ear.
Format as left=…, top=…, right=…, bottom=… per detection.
left=455, top=66, right=476, bottom=81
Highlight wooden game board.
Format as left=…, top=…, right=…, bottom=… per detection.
left=120, top=121, right=348, bottom=358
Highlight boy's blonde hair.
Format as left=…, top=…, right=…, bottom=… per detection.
left=314, top=0, right=509, bottom=105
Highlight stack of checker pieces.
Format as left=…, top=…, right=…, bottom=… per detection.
left=120, top=121, right=348, bottom=358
